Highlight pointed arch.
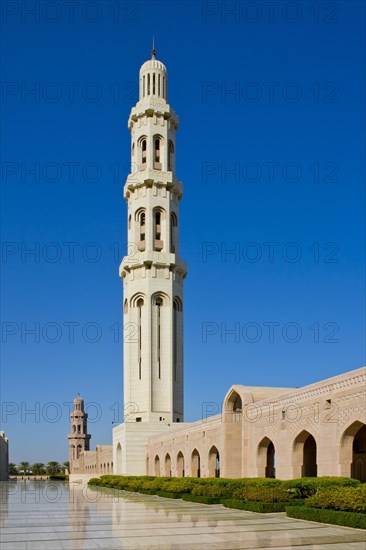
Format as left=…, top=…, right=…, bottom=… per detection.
left=116, top=443, right=122, bottom=474
left=164, top=453, right=171, bottom=477
left=153, top=207, right=166, bottom=251
left=130, top=293, right=146, bottom=308
left=293, top=430, right=317, bottom=477
left=168, top=140, right=174, bottom=171
left=224, top=389, right=243, bottom=423
left=339, top=421, right=366, bottom=481
left=208, top=446, right=220, bottom=477
left=176, top=451, right=185, bottom=477
left=154, top=455, right=160, bottom=477
left=153, top=134, right=163, bottom=170
left=257, top=437, right=275, bottom=478
left=191, top=448, right=201, bottom=478
left=138, top=136, right=147, bottom=168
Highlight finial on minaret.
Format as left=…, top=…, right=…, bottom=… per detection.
left=151, top=35, right=156, bottom=59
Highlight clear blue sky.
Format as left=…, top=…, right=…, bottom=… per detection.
left=1, top=1, right=365, bottom=464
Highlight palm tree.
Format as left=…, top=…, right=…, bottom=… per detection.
left=46, top=461, right=61, bottom=475
left=63, top=461, right=70, bottom=473
left=8, top=463, right=18, bottom=476
left=32, top=463, right=46, bottom=475
left=18, top=461, right=30, bottom=475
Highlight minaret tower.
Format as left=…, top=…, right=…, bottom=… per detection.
left=120, top=47, right=187, bottom=425
left=67, top=394, right=91, bottom=473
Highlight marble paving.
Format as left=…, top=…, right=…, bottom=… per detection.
left=0, top=480, right=365, bottom=549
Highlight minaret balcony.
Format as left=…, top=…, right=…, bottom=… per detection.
left=124, top=170, right=183, bottom=198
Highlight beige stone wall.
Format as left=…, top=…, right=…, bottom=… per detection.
left=78, top=445, right=113, bottom=476
left=0, top=432, right=9, bottom=480
left=147, top=367, right=366, bottom=480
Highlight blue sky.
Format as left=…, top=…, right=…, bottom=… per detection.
left=1, top=1, right=365, bottom=464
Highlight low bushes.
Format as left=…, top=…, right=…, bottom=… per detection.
left=284, top=477, right=360, bottom=499
left=87, top=475, right=365, bottom=522
left=182, top=494, right=222, bottom=505
left=232, top=486, right=295, bottom=503
left=306, top=485, right=366, bottom=514
left=286, top=506, right=366, bottom=530
left=191, top=484, right=231, bottom=498
left=223, top=499, right=300, bottom=513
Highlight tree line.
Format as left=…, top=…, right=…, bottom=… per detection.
left=9, top=461, right=69, bottom=476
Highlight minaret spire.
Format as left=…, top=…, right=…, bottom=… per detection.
left=151, top=35, right=156, bottom=59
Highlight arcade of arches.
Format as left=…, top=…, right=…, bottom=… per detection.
left=148, top=368, right=366, bottom=480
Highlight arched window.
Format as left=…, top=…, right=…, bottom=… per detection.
left=168, top=141, right=174, bottom=171
left=73, top=425, right=76, bottom=433
left=137, top=298, right=144, bottom=379
left=77, top=425, right=81, bottom=434
left=154, top=138, right=161, bottom=169
left=128, top=214, right=131, bottom=230
left=170, top=212, right=177, bottom=253
left=76, top=445, right=82, bottom=459
left=124, top=299, right=128, bottom=315
left=152, top=73, right=156, bottom=95
left=135, top=209, right=146, bottom=251
left=153, top=208, right=164, bottom=251
left=141, top=138, right=147, bottom=168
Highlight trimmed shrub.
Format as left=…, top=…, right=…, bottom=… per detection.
left=191, top=484, right=231, bottom=498
left=306, top=485, right=366, bottom=513
left=286, top=506, right=366, bottom=530
left=285, top=477, right=361, bottom=499
left=182, top=494, right=222, bottom=505
left=88, top=478, right=102, bottom=486
left=222, top=499, right=300, bottom=513
left=232, top=486, right=294, bottom=503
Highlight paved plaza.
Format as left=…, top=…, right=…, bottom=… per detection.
left=0, top=480, right=365, bottom=549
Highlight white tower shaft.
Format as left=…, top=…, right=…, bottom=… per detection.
left=120, top=53, right=187, bottom=425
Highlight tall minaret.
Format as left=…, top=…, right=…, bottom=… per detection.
left=120, top=48, right=187, bottom=425
left=67, top=394, right=91, bottom=473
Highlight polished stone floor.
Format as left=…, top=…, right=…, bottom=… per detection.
left=0, top=481, right=365, bottom=549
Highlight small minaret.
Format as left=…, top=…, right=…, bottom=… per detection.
left=67, top=394, right=91, bottom=473
left=120, top=48, right=187, bottom=424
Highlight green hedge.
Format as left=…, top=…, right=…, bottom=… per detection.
left=306, top=485, right=366, bottom=513
left=232, top=486, right=295, bottom=503
left=182, top=494, right=222, bottom=505
left=284, top=477, right=360, bottom=499
left=222, top=499, right=303, bottom=513
left=286, top=506, right=366, bottom=530
left=191, top=485, right=231, bottom=498
left=87, top=475, right=364, bottom=514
